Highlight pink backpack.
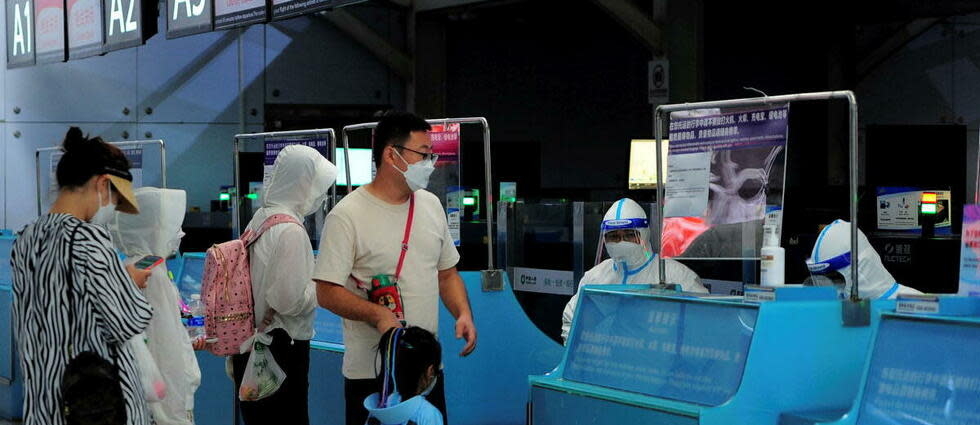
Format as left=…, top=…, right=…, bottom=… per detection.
left=201, top=214, right=301, bottom=356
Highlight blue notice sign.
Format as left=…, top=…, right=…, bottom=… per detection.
left=668, top=105, right=789, bottom=155
left=263, top=137, right=329, bottom=166
left=564, top=290, right=758, bottom=406
left=858, top=317, right=980, bottom=425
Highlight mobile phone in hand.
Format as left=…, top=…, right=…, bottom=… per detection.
left=134, top=255, right=165, bottom=270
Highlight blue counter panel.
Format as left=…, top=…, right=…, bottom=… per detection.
left=438, top=271, right=564, bottom=425
left=0, top=237, right=14, bottom=287
left=0, top=285, right=22, bottom=421
left=308, top=348, right=345, bottom=424
left=0, top=289, right=13, bottom=383
left=857, top=315, right=980, bottom=425
left=177, top=253, right=207, bottom=304
left=530, top=385, right=698, bottom=425
left=564, top=289, right=758, bottom=406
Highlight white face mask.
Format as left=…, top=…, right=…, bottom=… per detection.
left=306, top=191, right=329, bottom=217
left=91, top=180, right=117, bottom=227
left=394, top=149, right=436, bottom=192
left=606, top=241, right=648, bottom=268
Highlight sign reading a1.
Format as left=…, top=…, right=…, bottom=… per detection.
left=6, top=0, right=36, bottom=68
left=166, top=0, right=211, bottom=39
left=103, top=0, right=156, bottom=52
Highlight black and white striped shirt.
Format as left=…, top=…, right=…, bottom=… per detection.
left=10, top=214, right=154, bottom=425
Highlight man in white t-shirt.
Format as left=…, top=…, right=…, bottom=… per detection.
left=314, top=112, right=477, bottom=425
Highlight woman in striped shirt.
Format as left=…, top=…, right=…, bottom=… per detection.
left=10, top=127, right=154, bottom=425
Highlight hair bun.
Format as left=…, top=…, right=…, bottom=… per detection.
left=62, top=127, right=88, bottom=152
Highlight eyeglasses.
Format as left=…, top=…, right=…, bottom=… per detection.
left=394, top=145, right=439, bottom=163
left=604, top=230, right=641, bottom=244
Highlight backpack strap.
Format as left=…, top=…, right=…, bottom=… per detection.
left=394, top=195, right=415, bottom=283
left=242, top=214, right=302, bottom=248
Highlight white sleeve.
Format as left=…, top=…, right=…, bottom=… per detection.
left=667, top=260, right=708, bottom=294
left=561, top=289, right=580, bottom=345
left=263, top=225, right=317, bottom=316
left=562, top=267, right=599, bottom=344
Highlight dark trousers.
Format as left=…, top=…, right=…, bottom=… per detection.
left=233, top=328, right=311, bottom=425
left=344, top=370, right=447, bottom=425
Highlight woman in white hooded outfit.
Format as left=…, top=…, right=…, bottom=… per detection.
left=232, top=144, right=337, bottom=425
left=561, top=198, right=707, bottom=344
left=111, top=187, right=201, bottom=425
left=806, top=219, right=923, bottom=299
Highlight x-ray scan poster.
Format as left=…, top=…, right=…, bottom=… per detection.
left=662, top=105, right=789, bottom=257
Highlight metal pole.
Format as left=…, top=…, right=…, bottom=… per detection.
left=107, top=139, right=168, bottom=188
left=233, top=128, right=336, bottom=139
left=35, top=140, right=167, bottom=217
left=35, top=151, right=43, bottom=217
left=847, top=92, right=860, bottom=301
left=654, top=112, right=666, bottom=285
left=237, top=129, right=339, bottom=205
left=479, top=118, right=494, bottom=269
left=653, top=90, right=859, bottom=294
left=233, top=138, right=241, bottom=238
left=655, top=90, right=854, bottom=113
left=342, top=128, right=353, bottom=196
left=159, top=140, right=168, bottom=188
left=330, top=130, right=337, bottom=208
left=232, top=128, right=342, bottom=227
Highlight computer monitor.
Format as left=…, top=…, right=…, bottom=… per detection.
left=335, top=148, right=373, bottom=187
left=628, top=139, right=669, bottom=190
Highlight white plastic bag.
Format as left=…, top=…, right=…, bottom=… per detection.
left=237, top=332, right=285, bottom=401
left=143, top=266, right=200, bottom=425
left=129, top=333, right=167, bottom=402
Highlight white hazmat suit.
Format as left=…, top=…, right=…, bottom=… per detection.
left=561, top=199, right=707, bottom=343
left=111, top=187, right=200, bottom=425
left=807, top=219, right=922, bottom=300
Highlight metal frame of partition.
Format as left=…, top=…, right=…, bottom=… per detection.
left=35, top=139, right=168, bottom=217
left=654, top=91, right=863, bottom=304
left=342, top=117, right=502, bottom=278
left=232, top=128, right=343, bottom=238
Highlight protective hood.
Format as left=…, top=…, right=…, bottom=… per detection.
left=364, top=392, right=426, bottom=425
left=110, top=188, right=187, bottom=258
left=809, top=220, right=905, bottom=299
left=113, top=188, right=200, bottom=424
left=260, top=144, right=338, bottom=218
left=597, top=198, right=652, bottom=268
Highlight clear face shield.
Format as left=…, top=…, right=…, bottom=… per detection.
left=804, top=251, right=851, bottom=295
left=594, top=218, right=649, bottom=266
